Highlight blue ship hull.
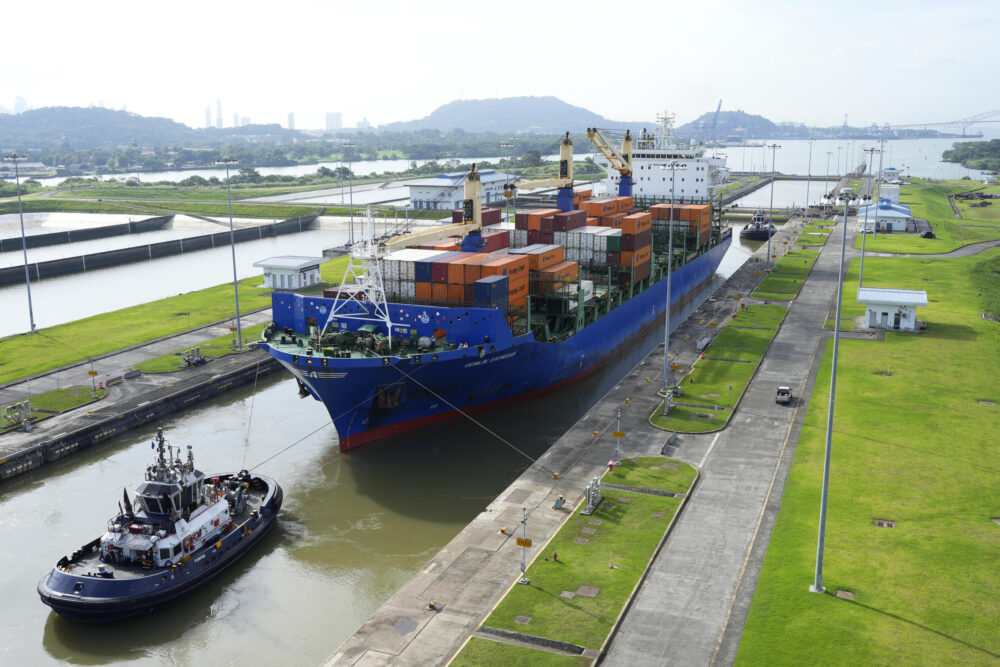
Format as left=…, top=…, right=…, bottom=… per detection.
left=262, top=233, right=731, bottom=450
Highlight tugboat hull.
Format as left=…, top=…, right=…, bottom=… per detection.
left=38, top=475, right=281, bottom=623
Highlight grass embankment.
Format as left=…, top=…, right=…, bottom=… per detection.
left=856, top=179, right=1000, bottom=255
left=135, top=323, right=268, bottom=373
left=0, top=198, right=155, bottom=216
left=650, top=304, right=786, bottom=432
left=455, top=457, right=696, bottom=662
left=953, top=184, right=1000, bottom=225
left=737, top=249, right=1000, bottom=664
left=115, top=200, right=320, bottom=220
left=794, top=221, right=832, bottom=247
left=751, top=249, right=819, bottom=301
left=453, top=639, right=590, bottom=667
left=0, top=256, right=349, bottom=385
left=1, top=387, right=107, bottom=433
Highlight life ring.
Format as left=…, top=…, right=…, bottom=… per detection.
left=183, top=536, right=195, bottom=552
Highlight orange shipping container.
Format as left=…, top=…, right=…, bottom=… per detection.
left=524, top=244, right=565, bottom=270
left=508, top=276, right=529, bottom=301
left=534, top=260, right=579, bottom=293
left=601, top=212, right=625, bottom=229
left=431, top=283, right=448, bottom=304
left=615, top=196, right=634, bottom=211
left=449, top=255, right=486, bottom=284
left=415, top=282, right=433, bottom=301
left=447, top=284, right=466, bottom=304
left=586, top=217, right=599, bottom=226
left=622, top=212, right=652, bottom=235
left=482, top=254, right=529, bottom=281
left=527, top=208, right=561, bottom=231
left=621, top=246, right=652, bottom=266
left=508, top=295, right=528, bottom=313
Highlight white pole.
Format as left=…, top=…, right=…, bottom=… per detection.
left=662, top=161, right=684, bottom=415
left=5, top=153, right=37, bottom=332
left=216, top=157, right=243, bottom=350
left=766, top=144, right=780, bottom=270
left=805, top=138, right=814, bottom=223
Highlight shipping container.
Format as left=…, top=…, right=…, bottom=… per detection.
left=516, top=244, right=565, bottom=271
left=508, top=276, right=529, bottom=301
left=431, top=282, right=448, bottom=304
left=431, top=252, right=474, bottom=283
left=481, top=230, right=510, bottom=252
left=482, top=208, right=502, bottom=225
left=621, top=246, right=652, bottom=267
left=622, top=212, right=653, bottom=235
left=601, top=212, right=626, bottom=229
left=514, top=212, right=530, bottom=230
left=615, top=196, right=634, bottom=211
left=482, top=254, right=529, bottom=281
left=415, top=251, right=456, bottom=282
left=621, top=229, right=652, bottom=251
left=532, top=260, right=580, bottom=294
left=527, top=208, right=562, bottom=231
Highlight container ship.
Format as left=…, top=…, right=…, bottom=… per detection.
left=259, top=137, right=731, bottom=451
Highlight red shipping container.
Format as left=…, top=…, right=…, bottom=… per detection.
left=431, top=283, right=448, bottom=304
left=552, top=210, right=587, bottom=231
left=514, top=212, right=530, bottom=230
left=482, top=230, right=509, bottom=252
left=540, top=216, right=555, bottom=233
left=464, top=284, right=475, bottom=303
left=606, top=251, right=620, bottom=265
left=621, top=229, right=652, bottom=251
left=452, top=210, right=464, bottom=224
left=538, top=231, right=554, bottom=244
left=416, top=282, right=433, bottom=301
left=432, top=252, right=474, bottom=283
left=527, top=208, right=561, bottom=231
left=481, top=208, right=502, bottom=225
left=527, top=230, right=541, bottom=245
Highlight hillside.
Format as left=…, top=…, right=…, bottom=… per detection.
left=380, top=96, right=639, bottom=134
left=0, top=107, right=299, bottom=149
left=675, top=109, right=778, bottom=141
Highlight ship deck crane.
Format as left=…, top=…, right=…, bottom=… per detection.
left=502, top=132, right=576, bottom=212
left=586, top=127, right=633, bottom=197
left=384, top=163, right=486, bottom=251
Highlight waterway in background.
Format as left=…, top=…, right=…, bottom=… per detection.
left=718, top=137, right=992, bottom=181
left=732, top=179, right=831, bottom=209
left=0, top=228, right=347, bottom=337
left=0, top=244, right=744, bottom=666
left=0, top=229, right=213, bottom=269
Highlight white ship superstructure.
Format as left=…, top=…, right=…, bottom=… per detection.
left=595, top=112, right=729, bottom=201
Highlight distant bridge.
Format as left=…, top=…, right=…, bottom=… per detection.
left=888, top=109, right=1000, bottom=135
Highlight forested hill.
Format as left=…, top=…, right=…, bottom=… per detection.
left=942, top=139, right=1000, bottom=172
left=0, top=107, right=297, bottom=149
left=380, top=96, right=639, bottom=134
left=675, top=109, right=778, bottom=140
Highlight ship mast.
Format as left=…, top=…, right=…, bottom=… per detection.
left=320, top=207, right=398, bottom=347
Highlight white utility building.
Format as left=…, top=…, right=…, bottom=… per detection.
left=857, top=287, right=927, bottom=331
left=405, top=169, right=514, bottom=210
left=878, top=184, right=900, bottom=203
left=254, top=256, right=326, bottom=290
left=857, top=198, right=915, bottom=232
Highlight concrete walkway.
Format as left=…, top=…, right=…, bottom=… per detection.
left=603, top=218, right=858, bottom=666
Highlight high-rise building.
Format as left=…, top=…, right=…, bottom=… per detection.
left=14, top=96, right=27, bottom=114
left=233, top=112, right=239, bottom=128
left=216, top=99, right=223, bottom=129
left=205, top=106, right=212, bottom=128
left=241, top=116, right=250, bottom=127
left=325, top=112, right=343, bottom=132
left=287, top=112, right=295, bottom=131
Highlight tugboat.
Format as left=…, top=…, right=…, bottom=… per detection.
left=740, top=209, right=776, bottom=240
left=37, top=427, right=282, bottom=623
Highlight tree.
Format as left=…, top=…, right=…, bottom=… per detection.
left=238, top=166, right=262, bottom=183
left=519, top=149, right=543, bottom=168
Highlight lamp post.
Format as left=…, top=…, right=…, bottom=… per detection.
left=342, top=142, right=357, bottom=245
left=662, top=160, right=686, bottom=415
left=215, top=157, right=243, bottom=350
left=837, top=146, right=843, bottom=180
left=136, top=165, right=142, bottom=201
left=875, top=139, right=886, bottom=239
left=812, top=184, right=853, bottom=594
left=4, top=153, right=37, bottom=332
left=500, top=140, right=514, bottom=223
left=805, top=137, right=814, bottom=223
left=859, top=147, right=879, bottom=288
left=825, top=151, right=833, bottom=208
left=766, top=144, right=780, bottom=270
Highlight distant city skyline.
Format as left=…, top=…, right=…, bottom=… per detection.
left=2, top=0, right=994, bottom=133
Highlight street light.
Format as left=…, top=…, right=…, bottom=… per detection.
left=662, top=160, right=687, bottom=415
left=4, top=152, right=37, bottom=332
left=766, top=144, right=780, bottom=270
left=136, top=165, right=143, bottom=200
left=825, top=151, right=833, bottom=204
left=500, top=140, right=514, bottom=223
left=859, top=147, right=879, bottom=288
left=805, top=137, right=815, bottom=223
left=215, top=156, right=243, bottom=350
left=811, top=184, right=853, bottom=594
left=341, top=142, right=357, bottom=244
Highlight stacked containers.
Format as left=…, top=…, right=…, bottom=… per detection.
left=481, top=254, right=530, bottom=314
left=452, top=207, right=503, bottom=225
left=473, top=275, right=508, bottom=310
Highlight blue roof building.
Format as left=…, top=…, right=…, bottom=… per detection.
left=857, top=198, right=915, bottom=232
left=404, top=169, right=515, bottom=211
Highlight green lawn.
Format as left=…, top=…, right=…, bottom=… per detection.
left=468, top=459, right=695, bottom=653
left=0, top=198, right=154, bottom=215
left=1, top=387, right=106, bottom=433
left=751, top=249, right=818, bottom=300
left=605, top=456, right=697, bottom=493
left=135, top=323, right=269, bottom=373
left=652, top=304, right=785, bottom=433
left=856, top=179, right=1000, bottom=254
left=794, top=222, right=832, bottom=247
left=0, top=256, right=349, bottom=385
left=737, top=249, right=1000, bottom=664
left=452, top=638, right=590, bottom=666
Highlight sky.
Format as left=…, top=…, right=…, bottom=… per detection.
left=3, top=0, right=997, bottom=132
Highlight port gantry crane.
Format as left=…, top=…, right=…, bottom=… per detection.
left=586, top=127, right=633, bottom=197
left=502, top=131, right=577, bottom=212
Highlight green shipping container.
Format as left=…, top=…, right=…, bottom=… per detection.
left=606, top=235, right=621, bottom=252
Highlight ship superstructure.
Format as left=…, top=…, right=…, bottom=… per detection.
left=593, top=112, right=729, bottom=202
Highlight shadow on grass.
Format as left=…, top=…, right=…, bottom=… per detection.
left=920, top=324, right=978, bottom=342
left=834, top=593, right=1000, bottom=660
